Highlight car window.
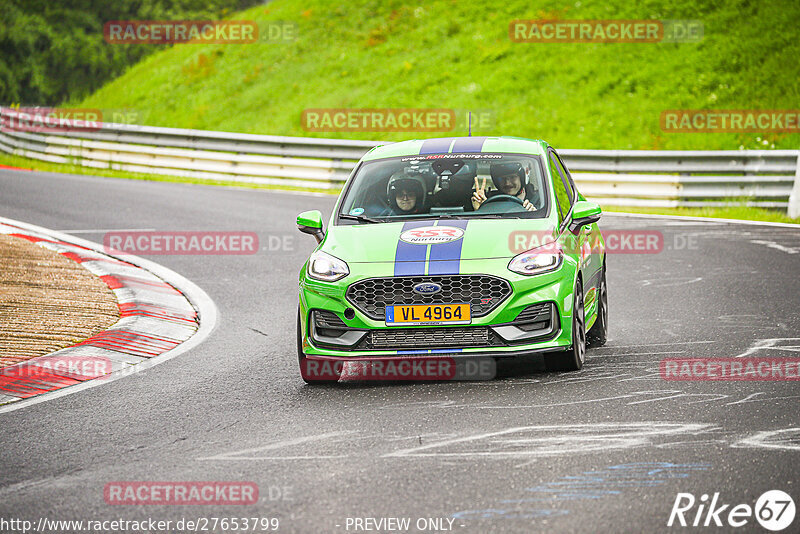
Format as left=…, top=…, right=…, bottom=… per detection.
left=553, top=151, right=577, bottom=203
left=337, top=153, right=549, bottom=223
left=548, top=152, right=571, bottom=224
left=549, top=152, right=574, bottom=206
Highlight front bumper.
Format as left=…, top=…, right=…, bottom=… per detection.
left=298, top=257, right=577, bottom=360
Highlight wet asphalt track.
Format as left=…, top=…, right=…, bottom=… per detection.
left=1, top=169, right=799, bottom=534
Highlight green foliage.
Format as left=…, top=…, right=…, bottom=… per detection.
left=7, top=0, right=800, bottom=149
left=0, top=0, right=261, bottom=104
left=76, top=0, right=800, bottom=149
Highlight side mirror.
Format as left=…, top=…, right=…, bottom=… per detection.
left=297, top=210, right=324, bottom=243
left=569, top=201, right=601, bottom=235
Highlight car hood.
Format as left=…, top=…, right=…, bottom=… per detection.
left=323, top=218, right=558, bottom=265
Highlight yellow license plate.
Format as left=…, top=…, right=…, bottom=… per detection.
left=386, top=303, right=471, bottom=326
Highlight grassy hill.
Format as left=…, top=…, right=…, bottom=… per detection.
left=76, top=0, right=800, bottom=150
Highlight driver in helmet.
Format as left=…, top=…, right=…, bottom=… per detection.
left=471, top=161, right=539, bottom=212
left=386, top=170, right=428, bottom=215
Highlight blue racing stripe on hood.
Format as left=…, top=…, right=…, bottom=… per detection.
left=419, top=138, right=455, bottom=154
left=394, top=221, right=429, bottom=276
left=450, top=136, right=488, bottom=153
left=427, top=220, right=469, bottom=275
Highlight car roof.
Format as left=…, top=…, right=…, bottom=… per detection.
left=361, top=136, right=550, bottom=161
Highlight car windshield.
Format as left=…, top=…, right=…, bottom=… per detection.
left=338, top=153, right=548, bottom=223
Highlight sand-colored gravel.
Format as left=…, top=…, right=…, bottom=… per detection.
left=0, top=234, right=119, bottom=367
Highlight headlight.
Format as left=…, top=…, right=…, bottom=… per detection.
left=508, top=245, right=563, bottom=276
left=307, top=251, right=349, bottom=282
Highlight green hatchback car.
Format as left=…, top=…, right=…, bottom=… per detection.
left=296, top=136, right=607, bottom=383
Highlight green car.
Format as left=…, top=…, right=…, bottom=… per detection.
left=296, top=136, right=607, bottom=383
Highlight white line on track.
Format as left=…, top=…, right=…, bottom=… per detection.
left=606, top=211, right=800, bottom=229
left=588, top=351, right=686, bottom=358
left=735, top=338, right=800, bottom=357
left=626, top=391, right=710, bottom=405
left=469, top=393, right=641, bottom=409
left=733, top=428, right=800, bottom=451
left=727, top=394, right=800, bottom=406
left=749, top=239, right=800, bottom=254
left=381, top=423, right=711, bottom=459
left=591, top=341, right=715, bottom=350
left=197, top=431, right=356, bottom=461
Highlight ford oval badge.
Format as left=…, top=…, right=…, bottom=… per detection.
left=413, top=282, right=442, bottom=295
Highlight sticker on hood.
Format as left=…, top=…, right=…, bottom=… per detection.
left=399, top=226, right=465, bottom=245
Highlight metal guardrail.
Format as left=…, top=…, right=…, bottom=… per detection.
left=1, top=107, right=799, bottom=215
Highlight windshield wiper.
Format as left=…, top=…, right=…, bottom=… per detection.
left=339, top=213, right=383, bottom=223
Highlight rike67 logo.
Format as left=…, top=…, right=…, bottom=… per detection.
left=668, top=490, right=795, bottom=531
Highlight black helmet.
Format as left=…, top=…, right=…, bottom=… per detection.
left=489, top=162, right=526, bottom=193
left=387, top=172, right=427, bottom=213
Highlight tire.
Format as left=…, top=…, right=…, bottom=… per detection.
left=587, top=264, right=608, bottom=347
left=545, top=280, right=586, bottom=372
left=297, top=307, right=341, bottom=384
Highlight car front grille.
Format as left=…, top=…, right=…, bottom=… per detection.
left=360, top=326, right=493, bottom=349
left=345, top=275, right=512, bottom=320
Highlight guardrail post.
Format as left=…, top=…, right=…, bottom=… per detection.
left=789, top=154, right=800, bottom=219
